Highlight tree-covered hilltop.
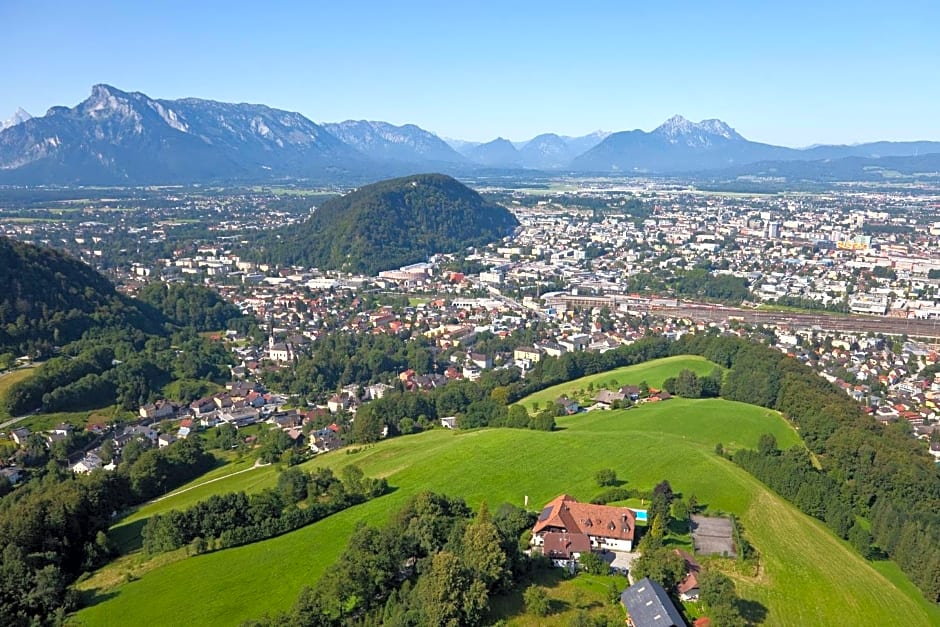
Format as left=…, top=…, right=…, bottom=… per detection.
left=0, top=236, right=163, bottom=357
left=137, top=282, right=242, bottom=332
left=254, top=173, right=519, bottom=275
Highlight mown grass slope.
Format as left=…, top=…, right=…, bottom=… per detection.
left=74, top=358, right=940, bottom=627
left=520, top=354, right=717, bottom=412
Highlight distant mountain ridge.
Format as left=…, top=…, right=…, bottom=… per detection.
left=323, top=120, right=466, bottom=165
left=573, top=115, right=940, bottom=173
left=0, top=84, right=365, bottom=185
left=1, top=85, right=939, bottom=184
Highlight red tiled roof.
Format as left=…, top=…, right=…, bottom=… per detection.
left=674, top=549, right=700, bottom=594
left=542, top=531, right=592, bottom=559
left=533, top=494, right=636, bottom=543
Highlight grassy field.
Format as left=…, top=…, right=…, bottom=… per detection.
left=521, top=355, right=717, bottom=412
left=488, top=570, right=629, bottom=625
left=14, top=406, right=128, bottom=432
left=108, top=455, right=265, bottom=553
left=73, top=358, right=940, bottom=626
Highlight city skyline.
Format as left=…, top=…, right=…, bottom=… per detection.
left=2, top=0, right=939, bottom=146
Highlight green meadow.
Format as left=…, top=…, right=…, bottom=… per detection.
left=72, top=358, right=940, bottom=626
left=520, top=354, right=717, bottom=412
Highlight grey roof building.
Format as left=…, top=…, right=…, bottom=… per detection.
left=620, top=577, right=687, bottom=627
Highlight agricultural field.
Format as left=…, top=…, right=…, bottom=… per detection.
left=73, top=358, right=940, bottom=626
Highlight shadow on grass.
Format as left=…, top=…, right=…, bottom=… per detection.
left=737, top=598, right=768, bottom=624
left=78, top=588, right=120, bottom=609
left=109, top=518, right=146, bottom=554
left=667, top=518, right=692, bottom=537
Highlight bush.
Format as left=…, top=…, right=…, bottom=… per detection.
left=523, top=585, right=551, bottom=617
left=594, top=468, right=618, bottom=487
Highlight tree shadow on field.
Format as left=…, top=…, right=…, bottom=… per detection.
left=737, top=598, right=768, bottom=624
left=79, top=588, right=120, bottom=609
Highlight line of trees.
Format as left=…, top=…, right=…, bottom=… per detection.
left=662, top=367, right=722, bottom=398
left=243, top=492, right=537, bottom=627
left=732, top=439, right=856, bottom=542
left=142, top=465, right=386, bottom=555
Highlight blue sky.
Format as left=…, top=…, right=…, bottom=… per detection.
left=2, top=0, right=938, bottom=146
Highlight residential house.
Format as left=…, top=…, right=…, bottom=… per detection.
left=539, top=341, right=567, bottom=358
left=309, top=428, right=344, bottom=453
left=593, top=389, right=626, bottom=407
left=513, top=346, right=542, bottom=363
left=158, top=433, right=177, bottom=448
left=213, top=394, right=234, bottom=410
left=620, top=577, right=687, bottom=627
left=219, top=407, right=260, bottom=428
left=327, top=394, right=351, bottom=414
left=468, top=352, right=493, bottom=369
left=541, top=531, right=593, bottom=568
left=0, top=466, right=24, bottom=485
left=139, top=400, right=175, bottom=420
left=10, top=428, right=30, bottom=446
left=930, top=442, right=940, bottom=460
left=124, top=425, right=159, bottom=445
left=71, top=452, right=103, bottom=474
left=190, top=397, right=217, bottom=418
left=556, top=397, right=581, bottom=415
left=531, top=494, right=636, bottom=554
left=559, top=333, right=590, bottom=353
left=366, top=383, right=394, bottom=400
left=620, top=385, right=642, bottom=401
left=675, top=549, right=701, bottom=602
left=52, top=423, right=74, bottom=437
left=272, top=410, right=302, bottom=430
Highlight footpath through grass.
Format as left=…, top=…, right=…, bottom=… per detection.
left=73, top=357, right=940, bottom=627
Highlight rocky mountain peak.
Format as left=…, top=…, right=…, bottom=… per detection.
left=0, top=107, right=32, bottom=131
left=654, top=115, right=741, bottom=142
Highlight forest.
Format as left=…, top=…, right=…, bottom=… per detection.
left=0, top=236, right=163, bottom=357
left=0, top=438, right=215, bottom=625
left=252, top=173, right=519, bottom=275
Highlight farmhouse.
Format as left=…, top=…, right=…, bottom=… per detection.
left=531, top=494, right=637, bottom=562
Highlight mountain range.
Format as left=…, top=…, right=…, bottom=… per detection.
left=1, top=84, right=939, bottom=185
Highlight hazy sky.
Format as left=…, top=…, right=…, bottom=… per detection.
left=2, top=0, right=938, bottom=146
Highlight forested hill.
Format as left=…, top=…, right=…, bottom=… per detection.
left=0, top=236, right=165, bottom=357
left=255, top=173, right=519, bottom=275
